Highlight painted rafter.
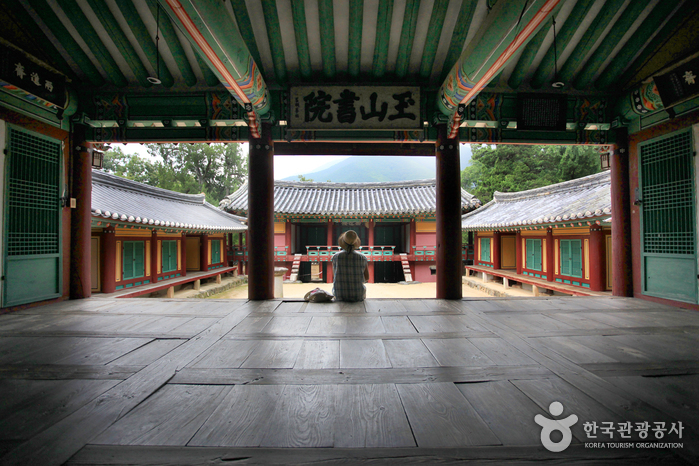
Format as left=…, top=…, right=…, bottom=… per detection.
left=420, top=0, right=449, bottom=80
left=440, top=0, right=478, bottom=81
left=318, top=0, right=336, bottom=78
left=290, top=0, right=312, bottom=79
left=395, top=0, right=420, bottom=78
left=158, top=0, right=271, bottom=138
left=348, top=0, right=364, bottom=78
left=260, top=0, right=287, bottom=84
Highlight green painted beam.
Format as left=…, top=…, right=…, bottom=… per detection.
left=529, top=0, right=596, bottom=89
left=372, top=0, right=393, bottom=78
left=318, top=0, right=336, bottom=78
left=507, top=24, right=549, bottom=89
left=56, top=0, right=127, bottom=87
left=27, top=0, right=104, bottom=86
left=440, top=0, right=478, bottom=81
left=556, top=0, right=626, bottom=87
left=395, top=0, right=420, bottom=78
left=194, top=52, right=221, bottom=87
left=348, top=0, right=364, bottom=78
left=3, top=1, right=76, bottom=81
left=85, top=0, right=152, bottom=87
left=260, top=0, right=287, bottom=84
left=118, top=0, right=174, bottom=88
left=229, top=0, right=265, bottom=81
left=573, top=0, right=651, bottom=89
left=419, top=0, right=449, bottom=80
left=145, top=2, right=196, bottom=86
left=595, top=1, right=681, bottom=90
left=290, top=0, right=312, bottom=79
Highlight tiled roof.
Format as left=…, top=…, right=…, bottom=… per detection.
left=461, top=171, right=611, bottom=230
left=220, top=179, right=480, bottom=217
left=91, top=170, right=247, bottom=231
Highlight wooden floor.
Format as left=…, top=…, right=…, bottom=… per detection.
left=0, top=296, right=697, bottom=465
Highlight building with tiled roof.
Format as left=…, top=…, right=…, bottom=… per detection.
left=221, top=179, right=480, bottom=284
left=221, top=179, right=480, bottom=218
left=462, top=171, right=612, bottom=292
left=91, top=170, right=247, bottom=294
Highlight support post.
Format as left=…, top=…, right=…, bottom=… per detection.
left=238, top=232, right=244, bottom=274
left=435, top=125, right=462, bottom=299
left=589, top=225, right=606, bottom=291
left=180, top=234, right=187, bottom=277
left=516, top=231, right=523, bottom=274
left=200, top=234, right=209, bottom=272
left=546, top=228, right=554, bottom=282
left=248, top=122, right=275, bottom=299
left=368, top=219, right=375, bottom=283
left=326, top=219, right=333, bottom=283
left=100, top=226, right=116, bottom=293
left=492, top=231, right=501, bottom=269
left=611, top=130, right=633, bottom=296
left=69, top=140, right=92, bottom=299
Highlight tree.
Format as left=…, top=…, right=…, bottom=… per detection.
left=461, top=144, right=601, bottom=203
left=297, top=174, right=313, bottom=182
left=102, top=143, right=247, bottom=205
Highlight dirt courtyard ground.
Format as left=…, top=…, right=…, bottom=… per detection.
left=209, top=281, right=492, bottom=299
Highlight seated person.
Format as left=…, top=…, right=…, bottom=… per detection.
left=332, top=230, right=369, bottom=302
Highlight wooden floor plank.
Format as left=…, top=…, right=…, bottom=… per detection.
left=53, top=338, right=153, bottom=366
left=345, top=316, right=385, bottom=334
left=229, top=316, right=273, bottom=334
left=609, top=334, right=699, bottom=361
left=340, top=340, right=391, bottom=368
left=241, top=340, right=304, bottom=369
left=457, top=380, right=547, bottom=445
left=91, top=385, right=232, bottom=445
left=383, top=339, right=439, bottom=368
left=534, top=337, right=619, bottom=364
left=337, top=302, right=366, bottom=313
left=188, top=385, right=284, bottom=447
left=396, top=382, right=500, bottom=447
left=492, top=314, right=577, bottom=332
left=107, top=339, right=185, bottom=367
left=305, top=302, right=343, bottom=313
left=364, top=300, right=406, bottom=314
left=468, top=337, right=537, bottom=366
left=568, top=335, right=656, bottom=363
left=274, top=302, right=305, bottom=313
left=422, top=338, right=494, bottom=367
left=305, top=316, right=347, bottom=335
left=546, top=312, right=615, bottom=329
left=261, top=316, right=312, bottom=335
left=334, top=384, right=415, bottom=448
left=188, top=340, right=259, bottom=369
left=381, top=316, right=417, bottom=334
left=293, top=340, right=340, bottom=369
left=259, top=385, right=336, bottom=447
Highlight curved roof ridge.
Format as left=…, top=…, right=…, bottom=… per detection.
left=93, top=169, right=206, bottom=205
left=273, top=178, right=438, bottom=189
left=493, top=171, right=610, bottom=202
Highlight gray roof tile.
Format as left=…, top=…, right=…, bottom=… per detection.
left=91, top=170, right=247, bottom=231
left=220, top=179, right=480, bottom=216
left=462, top=171, right=611, bottom=230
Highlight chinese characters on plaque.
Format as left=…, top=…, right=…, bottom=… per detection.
left=0, top=44, right=66, bottom=108
left=290, top=86, right=421, bottom=130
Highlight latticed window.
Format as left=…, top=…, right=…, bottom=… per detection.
left=560, top=239, right=582, bottom=278
left=526, top=239, right=542, bottom=271
left=123, top=241, right=145, bottom=280
left=480, top=238, right=491, bottom=262
left=162, top=240, right=177, bottom=273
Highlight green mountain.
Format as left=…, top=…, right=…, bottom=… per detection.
left=283, top=146, right=473, bottom=182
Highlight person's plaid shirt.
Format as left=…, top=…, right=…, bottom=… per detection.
left=332, top=250, right=367, bottom=302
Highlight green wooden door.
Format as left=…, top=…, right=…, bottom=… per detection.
left=559, top=239, right=582, bottom=278
left=640, top=129, right=697, bottom=303
left=3, top=127, right=62, bottom=306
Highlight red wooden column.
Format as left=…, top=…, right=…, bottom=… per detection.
left=69, top=141, right=92, bottom=299
left=492, top=231, right=501, bottom=269
left=151, top=230, right=159, bottom=279
left=515, top=231, right=523, bottom=274
left=248, top=122, right=275, bottom=299
left=367, top=219, right=376, bottom=283
left=100, top=226, right=116, bottom=293
left=326, top=219, right=334, bottom=283
left=589, top=225, right=606, bottom=291
left=435, top=125, right=462, bottom=299
left=180, top=233, right=187, bottom=277
left=546, top=228, right=554, bottom=282
left=611, top=130, right=633, bottom=296
left=238, top=232, right=244, bottom=273
left=200, top=234, right=209, bottom=271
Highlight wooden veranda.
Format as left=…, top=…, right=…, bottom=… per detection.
left=0, top=296, right=696, bottom=465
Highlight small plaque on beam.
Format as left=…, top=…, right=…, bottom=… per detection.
left=516, top=94, right=567, bottom=131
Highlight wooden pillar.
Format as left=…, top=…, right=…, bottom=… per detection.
left=410, top=219, right=416, bottom=255
left=492, top=231, right=501, bottom=269
left=435, top=125, right=462, bottom=299
left=367, top=219, right=375, bottom=283
left=546, top=228, right=554, bottom=282
left=180, top=234, right=187, bottom=277
left=326, top=219, right=333, bottom=283
left=516, top=231, right=523, bottom=274
left=100, top=226, right=116, bottom=293
left=200, top=234, right=209, bottom=272
left=151, top=230, right=159, bottom=279
left=248, top=122, right=274, bottom=299
left=611, top=130, right=633, bottom=296
left=238, top=232, right=244, bottom=274
left=589, top=225, right=606, bottom=291
left=69, top=141, right=92, bottom=299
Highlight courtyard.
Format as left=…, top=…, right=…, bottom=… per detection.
left=0, top=296, right=696, bottom=464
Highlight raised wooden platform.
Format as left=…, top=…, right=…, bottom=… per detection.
left=104, top=267, right=237, bottom=298
left=0, top=296, right=696, bottom=465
